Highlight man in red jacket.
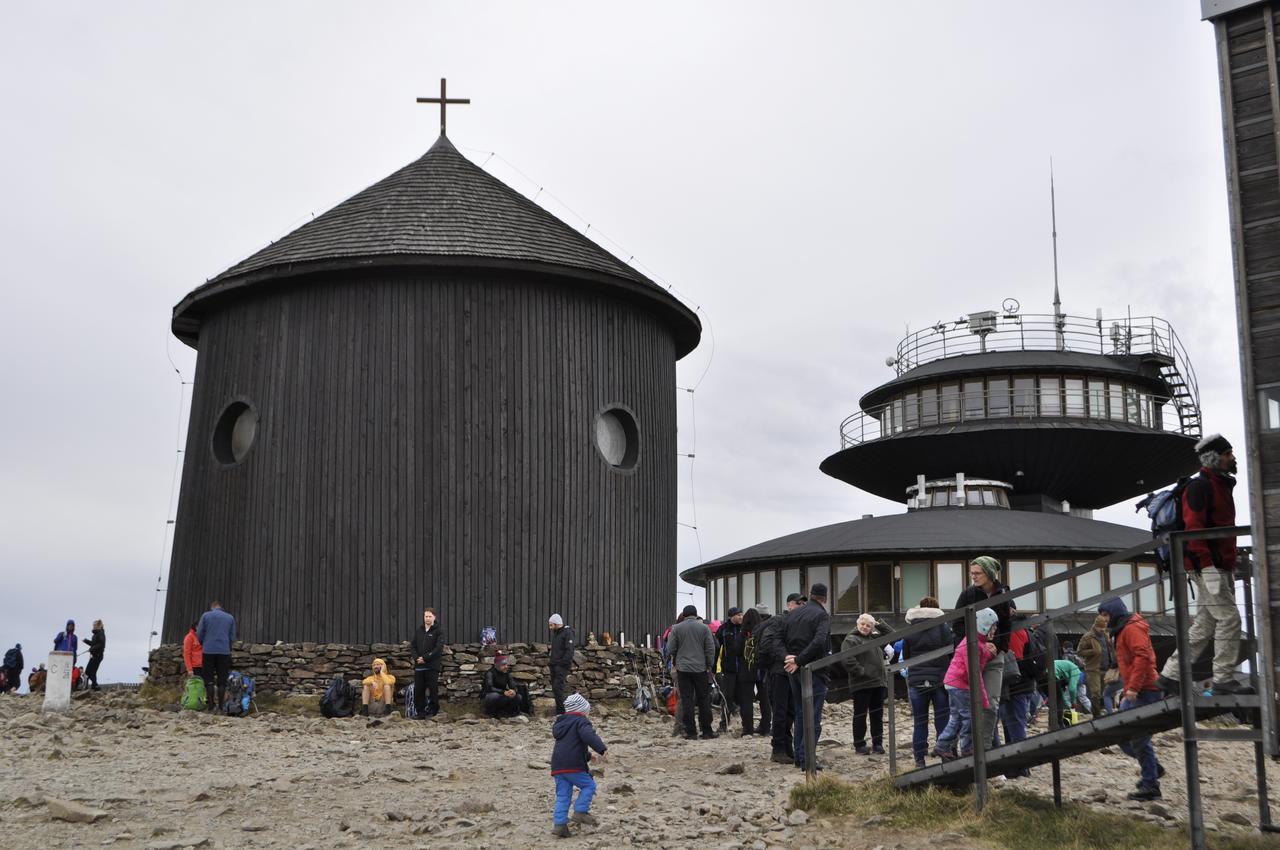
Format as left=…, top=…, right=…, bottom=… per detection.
left=1099, top=597, right=1165, bottom=801
left=1158, top=433, right=1243, bottom=695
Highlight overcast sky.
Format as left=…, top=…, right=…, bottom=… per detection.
left=0, top=2, right=1243, bottom=686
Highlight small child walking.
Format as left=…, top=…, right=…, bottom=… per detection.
left=932, top=607, right=998, bottom=759
left=550, top=692, right=608, bottom=837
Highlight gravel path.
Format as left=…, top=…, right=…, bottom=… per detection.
left=0, top=691, right=1273, bottom=849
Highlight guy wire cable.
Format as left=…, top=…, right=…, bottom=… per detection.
left=149, top=332, right=191, bottom=656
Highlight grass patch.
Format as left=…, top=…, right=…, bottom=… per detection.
left=136, top=682, right=180, bottom=710
left=789, top=776, right=1279, bottom=850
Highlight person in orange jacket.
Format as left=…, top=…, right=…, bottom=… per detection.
left=1099, top=597, right=1164, bottom=801
left=182, top=620, right=204, bottom=682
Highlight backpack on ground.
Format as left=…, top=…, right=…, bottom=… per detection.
left=181, top=676, right=207, bottom=711
left=1136, top=475, right=1203, bottom=572
left=320, top=676, right=355, bottom=718
left=401, top=685, right=419, bottom=719
left=223, top=671, right=249, bottom=716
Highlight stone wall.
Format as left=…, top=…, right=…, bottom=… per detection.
left=147, top=641, right=664, bottom=702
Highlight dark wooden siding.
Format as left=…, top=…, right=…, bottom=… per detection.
left=161, top=269, right=678, bottom=646
left=1214, top=0, right=1280, bottom=753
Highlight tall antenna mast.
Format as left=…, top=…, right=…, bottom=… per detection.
left=1051, top=158, right=1064, bottom=351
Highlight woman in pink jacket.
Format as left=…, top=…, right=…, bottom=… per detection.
left=931, top=607, right=998, bottom=759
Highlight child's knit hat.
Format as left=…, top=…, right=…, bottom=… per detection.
left=564, top=693, right=590, bottom=714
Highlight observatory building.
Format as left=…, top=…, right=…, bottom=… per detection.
left=161, top=129, right=700, bottom=647
left=682, top=307, right=1199, bottom=644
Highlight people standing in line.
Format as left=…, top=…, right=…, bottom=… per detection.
left=784, top=584, right=832, bottom=770
left=2, top=644, right=23, bottom=694
left=666, top=604, right=718, bottom=740
left=756, top=593, right=802, bottom=763
left=1099, top=596, right=1165, bottom=800
left=900, top=596, right=952, bottom=768
left=411, top=607, right=444, bottom=718
left=1158, top=434, right=1245, bottom=696
left=196, top=601, right=236, bottom=714
left=360, top=657, right=396, bottom=716
left=481, top=654, right=533, bottom=717
left=182, top=621, right=203, bottom=683
left=932, top=607, right=999, bottom=760
left=548, top=614, right=576, bottom=715
left=1076, top=612, right=1114, bottom=715
left=952, top=556, right=1012, bottom=746
left=841, top=613, right=893, bottom=756
left=717, top=607, right=753, bottom=734
left=54, top=620, right=77, bottom=654
left=83, top=620, right=106, bottom=691
left=550, top=693, right=607, bottom=838
left=742, top=606, right=772, bottom=736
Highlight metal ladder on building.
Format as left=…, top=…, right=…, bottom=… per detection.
left=1157, top=362, right=1202, bottom=438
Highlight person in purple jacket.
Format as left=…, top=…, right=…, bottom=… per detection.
left=549, top=692, right=608, bottom=837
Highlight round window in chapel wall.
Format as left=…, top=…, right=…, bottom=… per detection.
left=212, top=401, right=259, bottom=466
left=594, top=406, right=639, bottom=471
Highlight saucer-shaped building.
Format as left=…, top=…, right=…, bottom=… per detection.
left=682, top=310, right=1199, bottom=641
left=162, top=134, right=701, bottom=646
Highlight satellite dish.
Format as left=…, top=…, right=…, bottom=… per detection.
left=1002, top=298, right=1020, bottom=315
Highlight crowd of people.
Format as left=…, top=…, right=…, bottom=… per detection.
left=1, top=618, right=106, bottom=695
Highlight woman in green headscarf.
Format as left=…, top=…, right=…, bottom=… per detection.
left=950, top=554, right=1013, bottom=748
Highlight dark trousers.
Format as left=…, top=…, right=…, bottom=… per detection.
left=677, top=671, right=714, bottom=737
left=482, top=685, right=531, bottom=717
left=85, top=655, right=102, bottom=689
left=203, top=654, right=231, bottom=708
left=734, top=673, right=754, bottom=731
left=852, top=686, right=886, bottom=748
left=789, top=673, right=827, bottom=768
left=414, top=667, right=440, bottom=716
left=909, top=684, right=949, bottom=763
left=769, top=671, right=793, bottom=754
left=720, top=672, right=739, bottom=715
left=551, top=665, right=570, bottom=714
left=1119, top=690, right=1164, bottom=790
left=755, top=676, right=772, bottom=732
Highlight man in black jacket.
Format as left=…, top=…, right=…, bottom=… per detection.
left=783, top=584, right=832, bottom=770
left=411, top=608, right=444, bottom=717
left=2, top=644, right=23, bottom=694
left=548, top=614, right=576, bottom=715
left=717, top=607, right=750, bottom=726
left=759, top=594, right=803, bottom=762
left=481, top=655, right=532, bottom=717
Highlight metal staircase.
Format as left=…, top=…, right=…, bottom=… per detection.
left=1158, top=361, right=1203, bottom=439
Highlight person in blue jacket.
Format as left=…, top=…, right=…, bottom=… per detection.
left=54, top=620, right=77, bottom=654
left=196, top=601, right=237, bottom=714
left=549, top=692, right=608, bottom=838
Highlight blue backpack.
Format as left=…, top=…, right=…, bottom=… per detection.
left=401, top=685, right=419, bottom=719
left=223, top=671, right=254, bottom=716
left=1136, top=476, right=1195, bottom=572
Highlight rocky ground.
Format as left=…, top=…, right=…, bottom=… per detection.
left=0, top=690, right=1276, bottom=849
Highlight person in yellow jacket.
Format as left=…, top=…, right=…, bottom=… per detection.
left=361, top=657, right=396, bottom=716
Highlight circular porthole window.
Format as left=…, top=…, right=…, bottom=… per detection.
left=595, top=406, right=639, bottom=470
left=212, top=401, right=259, bottom=466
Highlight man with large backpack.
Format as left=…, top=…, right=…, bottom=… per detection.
left=1156, top=434, right=1244, bottom=696
left=2, top=644, right=22, bottom=693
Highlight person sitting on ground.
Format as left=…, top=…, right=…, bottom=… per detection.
left=550, top=693, right=607, bottom=838
left=29, top=664, right=47, bottom=693
left=932, top=607, right=998, bottom=760
left=481, top=654, right=532, bottom=717
left=360, top=657, right=396, bottom=716
left=841, top=613, right=894, bottom=756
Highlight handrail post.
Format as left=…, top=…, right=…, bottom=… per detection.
left=886, top=650, right=898, bottom=776
left=965, top=607, right=987, bottom=811
left=1241, top=553, right=1273, bottom=830
left=1170, top=533, right=1207, bottom=850
left=802, top=665, right=816, bottom=781
left=1045, top=626, right=1062, bottom=808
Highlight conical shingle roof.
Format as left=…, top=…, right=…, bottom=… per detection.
left=173, top=135, right=700, bottom=355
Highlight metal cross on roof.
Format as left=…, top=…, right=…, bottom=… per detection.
left=416, top=78, right=470, bottom=137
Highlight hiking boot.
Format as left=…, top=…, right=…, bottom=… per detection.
left=872, top=745, right=886, bottom=755
left=1128, top=786, right=1162, bottom=801
left=1212, top=678, right=1249, bottom=695
left=570, top=811, right=598, bottom=826
left=756, top=723, right=771, bottom=735
left=358, top=704, right=369, bottom=716
left=683, top=733, right=699, bottom=741
left=914, top=758, right=926, bottom=769
left=771, top=751, right=792, bottom=764
left=1156, top=675, right=1180, bottom=697
left=854, top=744, right=870, bottom=755
left=701, top=730, right=719, bottom=740
left=551, top=823, right=571, bottom=838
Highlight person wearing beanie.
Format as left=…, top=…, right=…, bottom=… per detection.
left=1075, top=612, right=1114, bottom=715
left=666, top=605, right=718, bottom=739
left=1158, top=433, right=1244, bottom=695
left=548, top=613, right=576, bottom=715
left=549, top=691, right=608, bottom=837
left=783, top=583, right=832, bottom=770
left=481, top=654, right=532, bottom=718
left=755, top=593, right=804, bottom=762
left=951, top=556, right=1013, bottom=748
left=931, top=607, right=999, bottom=760
left=1098, top=596, right=1165, bottom=799
left=716, top=606, right=748, bottom=725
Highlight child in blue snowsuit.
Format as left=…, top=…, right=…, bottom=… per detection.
left=550, top=692, right=607, bottom=837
